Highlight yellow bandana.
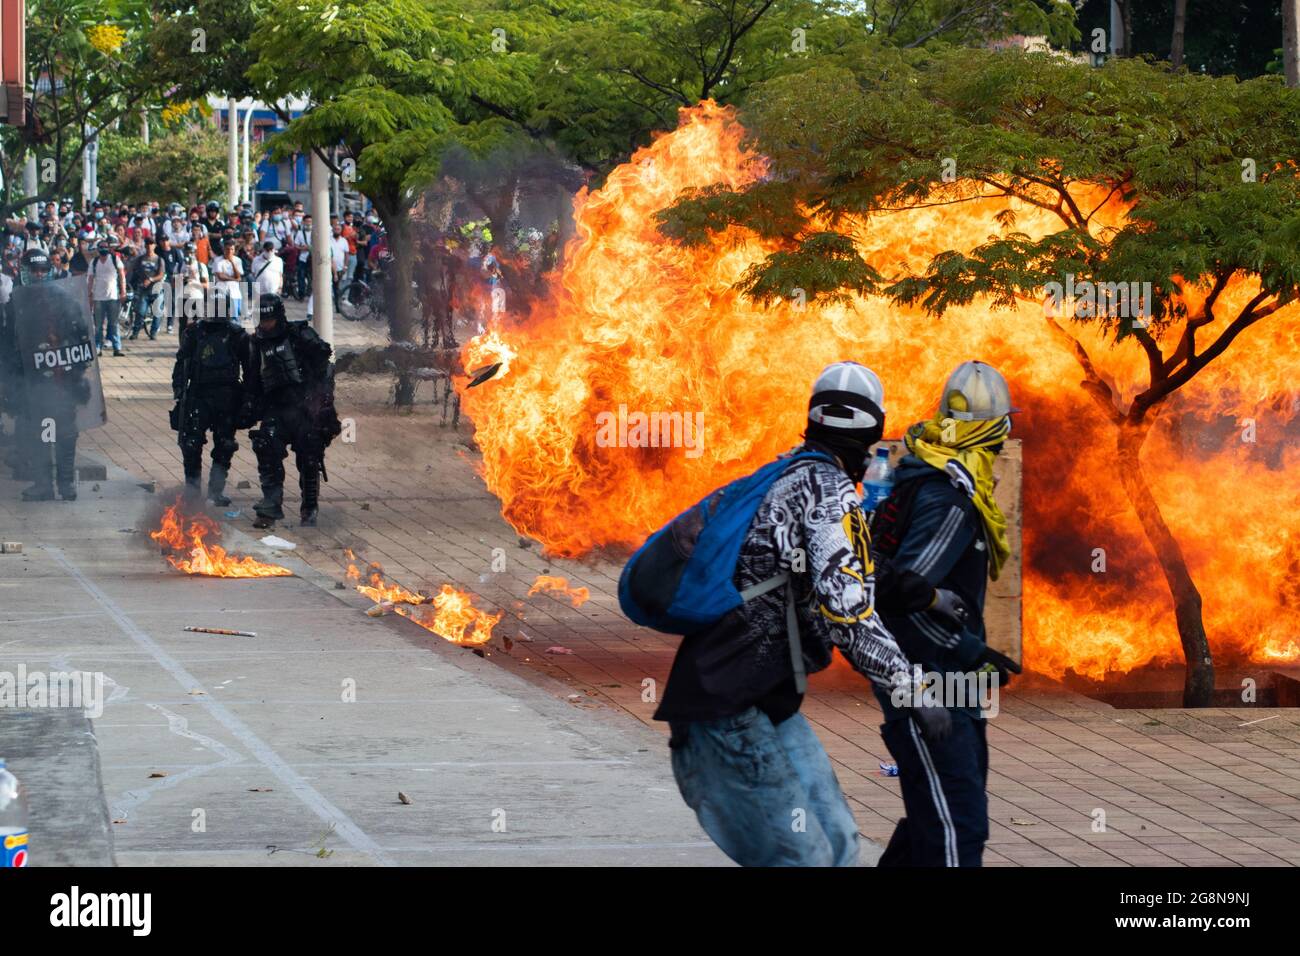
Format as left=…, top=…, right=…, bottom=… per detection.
left=903, top=410, right=1011, bottom=581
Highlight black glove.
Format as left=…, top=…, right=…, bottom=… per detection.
left=911, top=703, right=952, bottom=744
left=929, top=588, right=969, bottom=627
left=974, top=645, right=1022, bottom=687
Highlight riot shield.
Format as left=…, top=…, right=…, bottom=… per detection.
left=11, top=276, right=108, bottom=433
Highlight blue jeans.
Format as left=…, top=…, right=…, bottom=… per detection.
left=94, top=299, right=121, bottom=353
left=131, top=287, right=166, bottom=337
left=670, top=709, right=860, bottom=866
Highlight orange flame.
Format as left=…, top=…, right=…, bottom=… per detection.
left=356, top=565, right=425, bottom=605
left=528, top=574, right=591, bottom=607
left=463, top=328, right=518, bottom=381
left=395, top=585, right=502, bottom=646
left=458, top=102, right=1300, bottom=682
left=151, top=501, right=292, bottom=578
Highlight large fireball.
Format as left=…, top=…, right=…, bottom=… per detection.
left=459, top=102, right=1300, bottom=681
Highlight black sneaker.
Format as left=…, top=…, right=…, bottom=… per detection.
left=113, top=350, right=124, bottom=357
left=299, top=509, right=318, bottom=528
left=252, top=514, right=277, bottom=529
left=58, top=486, right=77, bottom=502
left=209, top=493, right=232, bottom=507
left=20, top=486, right=55, bottom=501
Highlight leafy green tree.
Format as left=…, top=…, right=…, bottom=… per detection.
left=533, top=0, right=1078, bottom=171
left=111, top=126, right=228, bottom=206
left=1, top=0, right=188, bottom=216
left=246, top=0, right=519, bottom=345
left=661, top=46, right=1300, bottom=706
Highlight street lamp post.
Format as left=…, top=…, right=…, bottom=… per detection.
left=227, top=95, right=239, bottom=209
left=310, top=149, right=333, bottom=349
left=242, top=103, right=254, bottom=205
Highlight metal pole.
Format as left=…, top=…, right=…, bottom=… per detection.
left=83, top=127, right=98, bottom=209
left=310, top=149, right=333, bottom=349
left=227, top=96, right=239, bottom=208
left=22, top=152, right=37, bottom=219
left=331, top=146, right=341, bottom=215
left=1109, top=1, right=1123, bottom=57
left=242, top=104, right=254, bottom=204
left=141, top=110, right=150, bottom=145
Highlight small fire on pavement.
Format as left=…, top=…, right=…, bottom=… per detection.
left=343, top=551, right=500, bottom=646
left=395, top=586, right=503, bottom=647
left=151, top=501, right=292, bottom=578
left=527, top=574, right=590, bottom=607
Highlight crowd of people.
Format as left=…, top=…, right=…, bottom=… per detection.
left=1, top=197, right=394, bottom=354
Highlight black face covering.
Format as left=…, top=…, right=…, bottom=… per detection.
left=803, top=417, right=884, bottom=485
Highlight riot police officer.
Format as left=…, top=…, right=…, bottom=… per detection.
left=243, top=294, right=340, bottom=528
left=171, top=301, right=250, bottom=505
left=5, top=248, right=107, bottom=500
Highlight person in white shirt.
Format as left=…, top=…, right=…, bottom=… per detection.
left=211, top=241, right=245, bottom=322
left=88, top=241, right=127, bottom=355
left=262, top=210, right=290, bottom=251
left=287, top=215, right=311, bottom=299
left=178, top=241, right=210, bottom=335
left=250, top=241, right=283, bottom=297
left=329, top=222, right=349, bottom=307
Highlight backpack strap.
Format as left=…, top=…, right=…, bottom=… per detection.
left=739, top=571, right=807, bottom=695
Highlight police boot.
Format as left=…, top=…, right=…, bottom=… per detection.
left=56, top=442, right=78, bottom=501
left=208, top=463, right=232, bottom=507
left=253, top=483, right=284, bottom=529
left=299, top=465, right=320, bottom=527
left=21, top=463, right=56, bottom=502
left=183, top=470, right=203, bottom=502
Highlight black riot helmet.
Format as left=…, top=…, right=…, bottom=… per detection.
left=256, top=293, right=288, bottom=338
left=19, top=248, right=53, bottom=285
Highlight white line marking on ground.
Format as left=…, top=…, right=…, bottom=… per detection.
left=1238, top=714, right=1281, bottom=727
left=48, top=546, right=396, bottom=867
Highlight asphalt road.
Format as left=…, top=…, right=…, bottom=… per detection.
left=0, top=454, right=730, bottom=866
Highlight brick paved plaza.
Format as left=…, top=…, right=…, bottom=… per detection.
left=76, top=302, right=1300, bottom=867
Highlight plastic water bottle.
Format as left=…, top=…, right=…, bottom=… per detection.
left=862, top=447, right=894, bottom=513
left=0, top=759, right=30, bottom=867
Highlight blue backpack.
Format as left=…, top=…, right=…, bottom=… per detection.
left=617, top=451, right=835, bottom=693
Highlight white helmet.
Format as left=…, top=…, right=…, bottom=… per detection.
left=939, top=361, right=1015, bottom=421
left=808, top=361, right=885, bottom=431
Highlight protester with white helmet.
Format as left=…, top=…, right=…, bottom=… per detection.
left=868, top=360, right=1021, bottom=867
left=643, top=361, right=946, bottom=867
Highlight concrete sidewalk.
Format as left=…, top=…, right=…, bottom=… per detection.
left=64, top=306, right=1300, bottom=867
left=0, top=464, right=729, bottom=866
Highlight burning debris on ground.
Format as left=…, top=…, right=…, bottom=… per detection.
left=150, top=499, right=292, bottom=578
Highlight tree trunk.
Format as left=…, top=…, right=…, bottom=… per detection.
left=377, top=202, right=418, bottom=406
left=1284, top=0, right=1300, bottom=87
left=1171, top=0, right=1188, bottom=68
left=1115, top=420, right=1215, bottom=706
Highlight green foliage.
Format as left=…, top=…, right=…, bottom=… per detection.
left=111, top=127, right=228, bottom=206
left=9, top=0, right=196, bottom=214
left=663, top=45, right=1300, bottom=381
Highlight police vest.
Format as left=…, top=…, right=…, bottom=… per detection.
left=192, top=324, right=241, bottom=388
left=258, top=335, right=304, bottom=390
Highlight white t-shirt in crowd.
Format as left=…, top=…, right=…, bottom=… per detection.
left=288, top=226, right=308, bottom=264
left=213, top=255, right=244, bottom=300
left=182, top=257, right=209, bottom=300
left=90, top=254, right=122, bottom=300
left=250, top=252, right=283, bottom=295
left=329, top=235, right=348, bottom=272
